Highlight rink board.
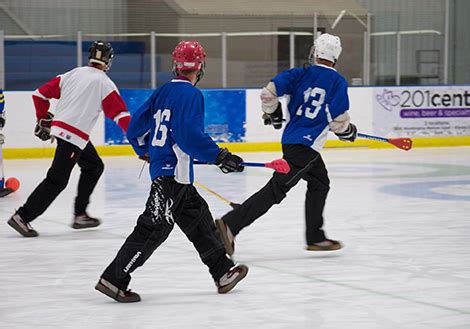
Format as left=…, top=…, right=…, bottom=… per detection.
left=1, top=85, right=470, bottom=158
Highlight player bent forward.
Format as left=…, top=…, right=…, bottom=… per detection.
left=95, top=41, right=248, bottom=303
left=215, top=33, right=358, bottom=255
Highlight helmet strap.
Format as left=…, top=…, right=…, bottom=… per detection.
left=194, top=63, right=205, bottom=86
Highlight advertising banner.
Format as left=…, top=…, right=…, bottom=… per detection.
left=373, top=86, right=470, bottom=137
left=105, top=89, right=246, bottom=145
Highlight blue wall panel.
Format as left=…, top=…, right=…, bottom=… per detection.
left=105, top=89, right=246, bottom=146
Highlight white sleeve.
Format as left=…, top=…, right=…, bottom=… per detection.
left=329, top=112, right=350, bottom=133
left=260, top=81, right=279, bottom=114
left=101, top=75, right=119, bottom=100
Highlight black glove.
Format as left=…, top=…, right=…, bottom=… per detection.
left=0, top=115, right=5, bottom=129
left=34, top=112, right=54, bottom=141
left=215, top=148, right=244, bottom=174
left=139, top=153, right=150, bottom=163
left=262, top=102, right=283, bottom=130
left=335, top=123, right=357, bottom=142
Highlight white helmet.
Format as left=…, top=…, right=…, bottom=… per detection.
left=309, top=33, right=342, bottom=64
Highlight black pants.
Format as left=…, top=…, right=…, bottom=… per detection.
left=101, top=176, right=234, bottom=290
left=18, top=138, right=104, bottom=222
left=223, top=144, right=330, bottom=245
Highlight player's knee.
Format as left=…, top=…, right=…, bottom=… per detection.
left=93, top=160, right=105, bottom=177
left=137, top=212, right=174, bottom=230
left=270, top=180, right=288, bottom=203
left=46, top=172, right=70, bottom=191
left=307, top=180, right=330, bottom=194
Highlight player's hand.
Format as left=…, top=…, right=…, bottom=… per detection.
left=215, top=148, right=244, bottom=174
left=139, top=153, right=150, bottom=163
left=0, top=133, right=4, bottom=145
left=34, top=112, right=54, bottom=141
left=335, top=123, right=357, bottom=142
left=262, top=102, right=283, bottom=130
left=0, top=114, right=5, bottom=129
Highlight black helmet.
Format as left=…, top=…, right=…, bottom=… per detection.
left=88, top=41, right=114, bottom=70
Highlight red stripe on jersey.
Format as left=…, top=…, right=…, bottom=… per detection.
left=102, top=90, right=130, bottom=132
left=33, top=76, right=61, bottom=119
left=51, top=120, right=89, bottom=141
left=32, top=95, right=51, bottom=120
left=117, top=115, right=131, bottom=132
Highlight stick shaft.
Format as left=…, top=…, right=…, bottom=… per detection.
left=193, top=160, right=265, bottom=167
left=357, top=133, right=389, bottom=142
left=194, top=181, right=238, bottom=208
left=138, top=162, right=146, bottom=179
left=239, top=162, right=265, bottom=167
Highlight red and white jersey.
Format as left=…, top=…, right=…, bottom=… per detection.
left=32, top=66, right=131, bottom=149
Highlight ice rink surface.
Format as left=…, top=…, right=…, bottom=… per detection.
left=1, top=147, right=470, bottom=329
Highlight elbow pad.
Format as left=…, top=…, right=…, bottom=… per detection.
left=329, top=112, right=350, bottom=133
left=260, top=82, right=279, bottom=114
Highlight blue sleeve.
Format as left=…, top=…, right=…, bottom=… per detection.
left=172, top=91, right=220, bottom=163
left=272, top=68, right=305, bottom=97
left=328, top=77, right=350, bottom=119
left=127, top=94, right=153, bottom=156
left=0, top=90, right=4, bottom=113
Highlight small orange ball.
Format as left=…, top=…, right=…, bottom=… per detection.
left=5, top=177, right=20, bottom=191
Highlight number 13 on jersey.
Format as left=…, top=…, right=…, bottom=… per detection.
left=296, top=87, right=326, bottom=119
left=152, top=109, right=171, bottom=146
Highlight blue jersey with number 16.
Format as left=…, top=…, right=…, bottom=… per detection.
left=126, top=78, right=220, bottom=184
left=272, top=64, right=350, bottom=151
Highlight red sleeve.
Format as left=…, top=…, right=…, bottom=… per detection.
left=102, top=90, right=131, bottom=132
left=32, top=76, right=61, bottom=120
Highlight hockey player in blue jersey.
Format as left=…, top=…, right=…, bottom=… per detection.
left=215, top=33, right=357, bottom=255
left=95, top=41, right=248, bottom=303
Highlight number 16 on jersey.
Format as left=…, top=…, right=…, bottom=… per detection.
left=152, top=109, right=171, bottom=147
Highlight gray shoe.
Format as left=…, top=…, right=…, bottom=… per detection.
left=7, top=213, right=38, bottom=237
left=216, top=264, right=248, bottom=294
left=72, top=213, right=101, bottom=229
left=95, top=278, right=141, bottom=303
left=215, top=219, right=235, bottom=256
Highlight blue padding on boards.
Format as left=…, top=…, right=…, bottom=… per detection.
left=105, top=89, right=246, bottom=145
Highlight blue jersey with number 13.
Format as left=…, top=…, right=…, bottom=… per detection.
left=126, top=78, right=220, bottom=184
left=272, top=64, right=350, bottom=151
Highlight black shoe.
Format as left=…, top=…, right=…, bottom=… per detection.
left=215, top=219, right=235, bottom=256
left=216, top=264, right=248, bottom=294
left=72, top=213, right=101, bottom=229
left=306, top=239, right=342, bottom=251
left=95, top=278, right=141, bottom=303
left=7, top=212, right=38, bottom=237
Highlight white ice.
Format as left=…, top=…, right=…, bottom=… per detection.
left=1, top=147, right=470, bottom=329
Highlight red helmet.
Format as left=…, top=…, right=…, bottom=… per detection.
left=172, top=41, right=206, bottom=71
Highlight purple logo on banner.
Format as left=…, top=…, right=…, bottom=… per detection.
left=400, top=108, right=470, bottom=118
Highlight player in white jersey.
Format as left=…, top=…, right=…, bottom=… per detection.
left=215, top=34, right=357, bottom=254
left=7, top=41, right=131, bottom=237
